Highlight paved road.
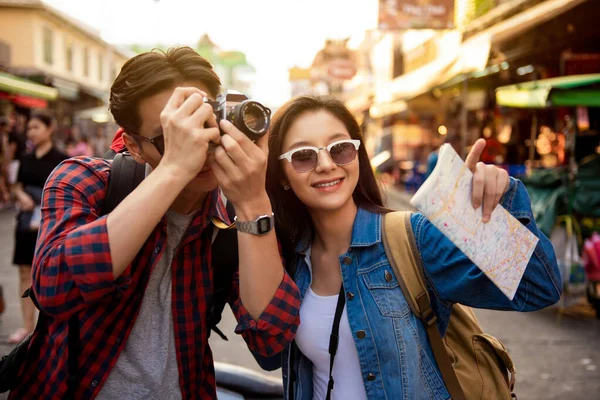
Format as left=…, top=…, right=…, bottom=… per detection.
left=0, top=186, right=599, bottom=399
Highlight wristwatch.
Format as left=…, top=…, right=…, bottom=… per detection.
left=234, top=213, right=274, bottom=236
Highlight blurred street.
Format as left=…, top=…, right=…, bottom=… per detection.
left=0, top=187, right=598, bottom=399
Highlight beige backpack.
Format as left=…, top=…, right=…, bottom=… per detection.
left=382, top=211, right=517, bottom=400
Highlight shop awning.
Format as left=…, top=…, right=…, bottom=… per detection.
left=496, top=74, right=600, bottom=108
left=433, top=0, right=588, bottom=90
left=0, top=72, right=58, bottom=100
left=484, top=0, right=589, bottom=45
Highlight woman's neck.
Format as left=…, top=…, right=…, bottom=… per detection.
left=310, top=200, right=358, bottom=256
left=35, top=141, right=52, bottom=159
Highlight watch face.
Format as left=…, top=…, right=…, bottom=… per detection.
left=257, top=216, right=272, bottom=234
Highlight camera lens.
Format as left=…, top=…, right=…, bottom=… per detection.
left=243, top=104, right=266, bottom=132
left=229, top=100, right=271, bottom=140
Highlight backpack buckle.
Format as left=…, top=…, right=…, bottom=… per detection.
left=421, top=308, right=438, bottom=328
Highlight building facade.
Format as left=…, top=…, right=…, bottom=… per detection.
left=0, top=0, right=133, bottom=145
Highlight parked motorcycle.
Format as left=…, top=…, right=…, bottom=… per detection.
left=215, top=362, right=284, bottom=400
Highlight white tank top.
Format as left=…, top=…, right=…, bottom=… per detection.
left=295, top=287, right=368, bottom=400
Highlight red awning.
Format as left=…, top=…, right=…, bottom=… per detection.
left=0, top=91, right=48, bottom=108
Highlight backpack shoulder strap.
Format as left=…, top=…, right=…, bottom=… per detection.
left=381, top=211, right=428, bottom=316
left=208, top=200, right=239, bottom=340
left=382, top=211, right=466, bottom=400
left=101, top=152, right=146, bottom=216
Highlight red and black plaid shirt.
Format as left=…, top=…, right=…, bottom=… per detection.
left=10, top=157, right=300, bottom=399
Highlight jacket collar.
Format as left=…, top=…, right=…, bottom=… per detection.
left=349, top=207, right=381, bottom=247
left=295, top=207, right=381, bottom=254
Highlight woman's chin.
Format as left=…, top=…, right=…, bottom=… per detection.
left=304, top=193, right=353, bottom=213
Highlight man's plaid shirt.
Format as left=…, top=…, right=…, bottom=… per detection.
left=9, top=157, right=300, bottom=399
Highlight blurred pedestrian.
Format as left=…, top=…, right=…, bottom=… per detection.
left=9, top=110, right=68, bottom=344
left=5, top=112, right=28, bottom=187
left=425, top=132, right=461, bottom=180
left=480, top=127, right=506, bottom=165
left=66, top=124, right=94, bottom=157
left=91, top=124, right=109, bottom=157
left=0, top=116, right=11, bottom=206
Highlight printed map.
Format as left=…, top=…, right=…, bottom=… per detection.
left=410, top=144, right=538, bottom=300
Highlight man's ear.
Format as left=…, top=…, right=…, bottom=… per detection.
left=122, top=132, right=146, bottom=164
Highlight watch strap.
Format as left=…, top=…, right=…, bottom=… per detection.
left=234, top=213, right=274, bottom=236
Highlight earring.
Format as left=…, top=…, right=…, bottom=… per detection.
left=283, top=184, right=290, bottom=191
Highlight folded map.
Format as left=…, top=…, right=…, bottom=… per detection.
left=410, top=144, right=538, bottom=300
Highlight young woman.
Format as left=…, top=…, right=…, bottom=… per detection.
left=264, top=95, right=562, bottom=400
left=10, top=110, right=68, bottom=343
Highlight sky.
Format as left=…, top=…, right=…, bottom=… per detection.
left=45, top=0, right=380, bottom=107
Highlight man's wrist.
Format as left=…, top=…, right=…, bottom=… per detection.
left=233, top=194, right=272, bottom=221
left=154, top=163, right=194, bottom=189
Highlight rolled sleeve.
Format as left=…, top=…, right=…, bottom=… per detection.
left=62, top=215, right=132, bottom=302
left=232, top=271, right=300, bottom=357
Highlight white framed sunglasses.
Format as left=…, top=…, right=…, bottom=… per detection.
left=278, top=139, right=361, bottom=173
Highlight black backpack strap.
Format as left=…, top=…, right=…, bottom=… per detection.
left=325, top=285, right=345, bottom=400
left=101, top=152, right=146, bottom=216
left=103, top=148, right=118, bottom=160
left=208, top=200, right=238, bottom=340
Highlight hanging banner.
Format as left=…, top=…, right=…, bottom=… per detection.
left=378, top=0, right=455, bottom=30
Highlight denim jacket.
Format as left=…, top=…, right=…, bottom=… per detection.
left=257, top=178, right=561, bottom=400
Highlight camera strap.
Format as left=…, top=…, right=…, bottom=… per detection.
left=326, top=285, right=345, bottom=400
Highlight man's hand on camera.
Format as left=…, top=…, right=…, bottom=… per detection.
left=210, top=120, right=271, bottom=220
left=159, top=87, right=220, bottom=182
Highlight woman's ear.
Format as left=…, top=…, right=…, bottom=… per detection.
left=122, top=133, right=146, bottom=164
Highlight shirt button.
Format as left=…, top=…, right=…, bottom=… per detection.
left=384, top=270, right=393, bottom=282
left=346, top=292, right=354, bottom=301
left=342, top=256, right=352, bottom=265
left=91, top=380, right=99, bottom=387
left=367, top=373, right=376, bottom=381
left=154, top=246, right=161, bottom=254
left=356, top=330, right=366, bottom=339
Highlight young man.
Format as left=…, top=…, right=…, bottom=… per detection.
left=9, top=47, right=301, bottom=399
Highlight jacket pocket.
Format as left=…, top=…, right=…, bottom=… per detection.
left=361, top=262, right=410, bottom=318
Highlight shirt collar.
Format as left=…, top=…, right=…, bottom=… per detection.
left=177, top=189, right=229, bottom=243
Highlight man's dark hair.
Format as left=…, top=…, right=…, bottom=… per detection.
left=109, top=46, right=221, bottom=134
left=0, top=116, right=8, bottom=127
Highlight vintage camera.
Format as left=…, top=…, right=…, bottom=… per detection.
left=204, top=91, right=271, bottom=141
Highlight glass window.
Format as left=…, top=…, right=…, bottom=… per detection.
left=65, top=41, right=73, bottom=72
left=98, top=54, right=103, bottom=81
left=43, top=26, right=53, bottom=65
left=83, top=47, right=89, bottom=77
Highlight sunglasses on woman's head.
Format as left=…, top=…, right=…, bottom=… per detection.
left=278, top=139, right=361, bottom=173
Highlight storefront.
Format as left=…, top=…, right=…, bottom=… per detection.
left=0, top=71, right=58, bottom=115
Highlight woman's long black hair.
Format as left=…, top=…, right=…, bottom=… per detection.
left=266, top=95, right=391, bottom=273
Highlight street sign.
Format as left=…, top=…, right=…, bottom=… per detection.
left=378, top=0, right=455, bottom=30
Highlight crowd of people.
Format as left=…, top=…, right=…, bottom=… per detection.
left=0, top=112, right=111, bottom=343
